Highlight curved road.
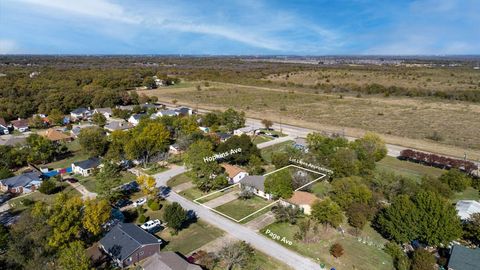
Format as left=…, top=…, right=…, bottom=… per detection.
left=154, top=166, right=321, bottom=270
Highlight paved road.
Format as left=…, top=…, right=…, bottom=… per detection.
left=154, top=167, right=321, bottom=270
left=257, top=135, right=295, bottom=149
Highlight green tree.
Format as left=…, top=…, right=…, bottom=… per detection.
left=216, top=134, right=261, bottom=165
left=0, top=224, right=8, bottom=253
left=306, top=133, right=348, bottom=163
left=221, top=108, right=245, bottom=132
left=271, top=152, right=290, bottom=169
left=163, top=202, right=188, bottom=233
left=247, top=155, right=264, bottom=175
left=143, top=76, right=156, bottom=89
left=49, top=108, right=64, bottom=126
left=439, top=169, right=471, bottom=192
left=411, top=249, right=435, bottom=270
left=384, top=242, right=410, bottom=270
left=47, top=195, right=83, bottom=248
left=82, top=199, right=111, bottom=236
left=38, top=179, right=57, bottom=194
left=219, top=241, right=254, bottom=270
left=26, top=134, right=58, bottom=164
left=463, top=213, right=480, bottom=245
left=96, top=162, right=122, bottom=201
left=376, top=192, right=462, bottom=245
left=125, top=122, right=170, bottom=167
left=92, top=112, right=107, bottom=127
left=0, top=167, right=14, bottom=179
left=184, top=140, right=222, bottom=192
left=346, top=202, right=373, bottom=230
left=57, top=241, right=91, bottom=270
left=264, top=169, right=293, bottom=199
left=272, top=203, right=300, bottom=224
left=330, top=176, right=372, bottom=209
left=78, top=126, right=108, bottom=157
left=29, top=115, right=45, bottom=128
left=311, top=197, right=344, bottom=228
left=329, top=148, right=360, bottom=177
left=420, top=175, right=453, bottom=198
left=352, top=132, right=387, bottom=162
left=105, top=130, right=130, bottom=161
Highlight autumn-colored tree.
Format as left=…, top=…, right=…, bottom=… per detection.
left=261, top=119, right=273, bottom=130
left=47, top=194, right=83, bottom=248
left=136, top=175, right=158, bottom=198
left=82, top=199, right=111, bottom=236
left=330, top=243, right=344, bottom=258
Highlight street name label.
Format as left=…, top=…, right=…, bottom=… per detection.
left=265, top=229, right=293, bottom=245
left=203, top=148, right=242, bottom=163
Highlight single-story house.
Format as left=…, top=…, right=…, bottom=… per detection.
left=456, top=200, right=480, bottom=220
left=141, top=252, right=202, bottom=270
left=99, top=222, right=162, bottom=268
left=234, top=126, right=256, bottom=136
left=448, top=245, right=480, bottom=270
left=239, top=175, right=273, bottom=200
left=0, top=117, right=9, bottom=135
left=39, top=128, right=73, bottom=143
left=70, top=108, right=92, bottom=120
left=0, top=171, right=43, bottom=194
left=216, top=132, right=232, bottom=142
left=72, top=157, right=102, bottom=177
left=117, top=105, right=135, bottom=111
left=104, top=120, right=134, bottom=133
left=293, top=137, right=309, bottom=152
left=280, top=191, right=318, bottom=215
left=169, top=144, right=183, bottom=155
left=128, top=114, right=146, bottom=126
left=221, top=163, right=248, bottom=184
left=175, top=107, right=193, bottom=116
left=153, top=110, right=179, bottom=118
left=11, top=118, right=29, bottom=132
left=93, top=108, right=113, bottom=119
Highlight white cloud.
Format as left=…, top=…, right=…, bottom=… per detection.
left=0, top=39, right=19, bottom=54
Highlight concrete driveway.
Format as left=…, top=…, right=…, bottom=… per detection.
left=257, top=135, right=294, bottom=149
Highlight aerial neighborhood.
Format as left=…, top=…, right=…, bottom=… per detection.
left=1, top=55, right=480, bottom=270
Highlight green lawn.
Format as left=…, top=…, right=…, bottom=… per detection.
left=311, top=181, right=332, bottom=198
left=252, top=135, right=273, bottom=145
left=196, top=185, right=240, bottom=204
left=159, top=221, right=224, bottom=254
left=261, top=141, right=294, bottom=163
left=179, top=186, right=205, bottom=201
left=9, top=182, right=81, bottom=212
left=76, top=171, right=136, bottom=193
left=376, top=156, right=445, bottom=180
left=213, top=249, right=292, bottom=270
left=45, top=140, right=90, bottom=169
left=261, top=221, right=393, bottom=270
left=452, top=187, right=480, bottom=202
left=214, top=196, right=272, bottom=221
left=167, top=173, right=192, bottom=187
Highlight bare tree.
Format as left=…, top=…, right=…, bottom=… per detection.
left=219, top=241, right=254, bottom=270
left=261, top=119, right=273, bottom=130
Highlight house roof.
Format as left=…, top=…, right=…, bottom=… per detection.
left=448, top=245, right=480, bottom=270
left=159, top=110, right=178, bottom=116
left=142, top=252, right=202, bottom=270
left=235, top=126, right=256, bottom=133
left=456, top=200, right=480, bottom=220
left=175, top=107, right=191, bottom=116
left=99, top=223, right=162, bottom=262
left=239, top=175, right=266, bottom=191
left=71, top=108, right=89, bottom=114
left=94, top=108, right=113, bottom=114
left=221, top=163, right=246, bottom=178
left=130, top=114, right=145, bottom=120
left=73, top=157, right=101, bottom=170
left=0, top=171, right=42, bottom=189
left=287, top=191, right=318, bottom=206
left=104, top=120, right=133, bottom=131
left=11, top=119, right=29, bottom=128
left=39, top=128, right=71, bottom=142
left=216, top=132, right=232, bottom=140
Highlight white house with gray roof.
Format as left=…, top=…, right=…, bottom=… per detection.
left=239, top=175, right=273, bottom=200
left=72, top=157, right=102, bottom=177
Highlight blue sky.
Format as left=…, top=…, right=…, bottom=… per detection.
left=0, top=0, right=479, bottom=55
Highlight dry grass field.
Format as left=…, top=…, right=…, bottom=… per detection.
left=139, top=81, right=480, bottom=159
left=265, top=67, right=480, bottom=93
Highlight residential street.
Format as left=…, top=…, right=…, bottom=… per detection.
left=154, top=167, right=322, bottom=270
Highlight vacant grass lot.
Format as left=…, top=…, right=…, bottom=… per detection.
left=260, top=141, right=294, bottom=163
left=9, top=183, right=81, bottom=211
left=213, top=249, right=293, bottom=270
left=196, top=185, right=240, bottom=204
left=167, top=173, right=192, bottom=187
left=140, top=84, right=480, bottom=159
left=261, top=221, right=393, bottom=270
left=376, top=156, right=445, bottom=180
left=76, top=172, right=136, bottom=193
left=214, top=196, right=272, bottom=221
left=160, top=221, right=224, bottom=254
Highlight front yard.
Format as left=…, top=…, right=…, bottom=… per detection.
left=214, top=196, right=273, bottom=221
left=261, top=220, right=393, bottom=270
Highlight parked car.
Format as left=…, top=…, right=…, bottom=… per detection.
left=114, top=198, right=132, bottom=208
left=66, top=178, right=78, bottom=183
left=140, top=219, right=162, bottom=231
left=133, top=197, right=147, bottom=207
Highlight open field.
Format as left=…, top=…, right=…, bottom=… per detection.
left=376, top=156, right=446, bottom=180
left=265, top=67, right=480, bottom=94
left=140, top=83, right=480, bottom=159
left=261, top=221, right=393, bottom=270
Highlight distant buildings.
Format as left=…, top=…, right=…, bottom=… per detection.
left=70, top=108, right=92, bottom=120
left=10, top=118, right=29, bottom=132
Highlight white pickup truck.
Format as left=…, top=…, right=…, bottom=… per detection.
left=140, top=219, right=163, bottom=231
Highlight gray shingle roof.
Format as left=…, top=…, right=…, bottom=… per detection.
left=448, top=245, right=480, bottom=270
left=71, top=108, right=89, bottom=114
left=142, top=252, right=202, bottom=270
left=73, top=157, right=101, bottom=170
left=105, top=121, right=132, bottom=131
left=239, top=175, right=266, bottom=191
left=0, top=172, right=41, bottom=189
left=99, top=223, right=162, bottom=261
